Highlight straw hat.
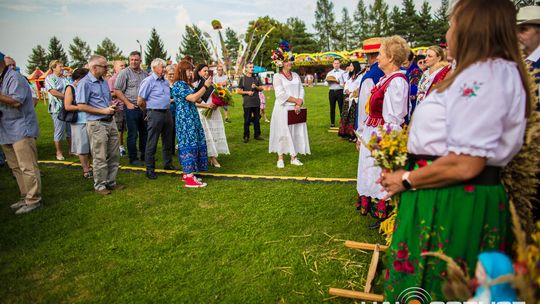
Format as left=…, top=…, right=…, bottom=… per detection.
left=362, top=37, right=383, bottom=54
left=517, top=5, right=540, bottom=25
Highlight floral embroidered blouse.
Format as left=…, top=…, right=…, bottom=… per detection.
left=408, top=58, right=526, bottom=166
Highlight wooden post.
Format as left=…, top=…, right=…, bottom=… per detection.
left=328, top=288, right=384, bottom=301
left=364, top=244, right=380, bottom=293
left=344, top=240, right=388, bottom=251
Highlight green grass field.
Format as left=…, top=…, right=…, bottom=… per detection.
left=0, top=86, right=384, bottom=303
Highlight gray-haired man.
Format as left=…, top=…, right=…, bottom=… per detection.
left=137, top=58, right=175, bottom=179
left=76, top=55, right=124, bottom=195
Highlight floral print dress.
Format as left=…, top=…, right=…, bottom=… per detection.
left=172, top=81, right=208, bottom=174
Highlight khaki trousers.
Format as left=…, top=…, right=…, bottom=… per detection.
left=2, top=137, right=42, bottom=205
left=86, top=120, right=120, bottom=191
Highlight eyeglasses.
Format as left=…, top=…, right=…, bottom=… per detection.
left=95, top=65, right=108, bottom=69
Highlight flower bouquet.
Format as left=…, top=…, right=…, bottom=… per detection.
left=363, top=124, right=408, bottom=244
left=366, top=124, right=408, bottom=171
left=201, top=84, right=234, bottom=119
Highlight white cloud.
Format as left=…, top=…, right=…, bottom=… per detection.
left=175, top=5, right=192, bottom=30
left=0, top=3, right=42, bottom=12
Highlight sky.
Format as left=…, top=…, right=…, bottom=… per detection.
left=0, top=0, right=442, bottom=74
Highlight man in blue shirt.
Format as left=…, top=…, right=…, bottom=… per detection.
left=76, top=55, right=124, bottom=195
left=137, top=58, right=175, bottom=179
left=0, top=51, right=42, bottom=214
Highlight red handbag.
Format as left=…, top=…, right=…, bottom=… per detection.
left=288, top=108, right=307, bottom=125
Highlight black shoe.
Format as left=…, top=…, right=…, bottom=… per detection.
left=330, top=124, right=335, bottom=128
left=368, top=220, right=382, bottom=230
left=146, top=170, right=157, bottom=180
left=243, top=137, right=249, bottom=143
left=130, top=160, right=144, bottom=166
left=254, top=136, right=264, bottom=141
left=163, top=165, right=178, bottom=171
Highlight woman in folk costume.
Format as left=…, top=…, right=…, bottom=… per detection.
left=356, top=36, right=410, bottom=225
left=269, top=40, right=310, bottom=168
left=416, top=45, right=450, bottom=104
left=193, top=63, right=230, bottom=168
left=338, top=61, right=364, bottom=142
left=379, top=0, right=530, bottom=299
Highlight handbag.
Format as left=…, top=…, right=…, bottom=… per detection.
left=58, top=85, right=78, bottom=123
left=287, top=108, right=307, bottom=125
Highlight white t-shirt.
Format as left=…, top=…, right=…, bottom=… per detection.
left=408, top=58, right=526, bottom=166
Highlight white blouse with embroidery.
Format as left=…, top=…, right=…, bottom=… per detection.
left=408, top=58, right=526, bottom=166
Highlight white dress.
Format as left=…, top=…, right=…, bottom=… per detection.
left=269, top=73, right=311, bottom=155
left=408, top=58, right=526, bottom=166
left=195, top=81, right=230, bottom=158
left=356, top=71, right=409, bottom=199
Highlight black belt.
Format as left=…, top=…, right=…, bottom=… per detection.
left=147, top=109, right=168, bottom=113
left=406, top=153, right=501, bottom=186
left=97, top=116, right=113, bottom=122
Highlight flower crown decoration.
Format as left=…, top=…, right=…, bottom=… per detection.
left=271, top=40, right=295, bottom=67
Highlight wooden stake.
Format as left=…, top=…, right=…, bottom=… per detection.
left=364, top=244, right=380, bottom=293
left=328, top=288, right=384, bottom=301
left=344, top=241, right=388, bottom=251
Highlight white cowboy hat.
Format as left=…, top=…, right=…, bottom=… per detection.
left=517, top=5, right=540, bottom=25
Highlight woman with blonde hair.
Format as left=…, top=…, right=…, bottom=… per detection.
left=379, top=0, right=530, bottom=299
left=45, top=59, right=70, bottom=160
left=416, top=45, right=450, bottom=103
left=356, top=35, right=409, bottom=226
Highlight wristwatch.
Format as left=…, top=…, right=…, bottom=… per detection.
left=401, top=171, right=415, bottom=190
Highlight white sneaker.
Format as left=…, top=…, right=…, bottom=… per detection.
left=10, top=200, right=26, bottom=210
left=290, top=159, right=303, bottom=166
left=15, top=203, right=43, bottom=214
left=277, top=159, right=285, bottom=168
left=119, top=146, right=126, bottom=156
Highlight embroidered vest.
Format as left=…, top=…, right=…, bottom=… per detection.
left=426, top=64, right=451, bottom=96
left=366, top=73, right=408, bottom=127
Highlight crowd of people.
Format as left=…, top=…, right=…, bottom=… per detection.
left=1, top=0, right=539, bottom=300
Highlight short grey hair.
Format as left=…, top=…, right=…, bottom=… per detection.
left=165, top=65, right=175, bottom=73
left=151, top=58, right=167, bottom=69
left=88, top=55, right=106, bottom=67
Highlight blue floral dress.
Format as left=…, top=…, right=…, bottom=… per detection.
left=172, top=81, right=208, bottom=174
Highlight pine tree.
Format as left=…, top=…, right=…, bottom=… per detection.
left=224, top=27, right=240, bottom=61
left=144, top=28, right=170, bottom=66
left=95, top=38, right=124, bottom=61
left=397, top=0, right=419, bottom=44
left=26, top=45, right=48, bottom=74
left=388, top=6, right=403, bottom=37
left=433, top=0, right=450, bottom=46
left=337, top=8, right=355, bottom=50
left=177, top=25, right=211, bottom=64
left=368, top=0, right=390, bottom=37
left=416, top=1, right=434, bottom=46
left=286, top=17, right=319, bottom=53
left=46, top=36, right=68, bottom=65
left=353, top=0, right=369, bottom=47
left=314, top=0, right=337, bottom=52
left=69, top=36, right=92, bottom=68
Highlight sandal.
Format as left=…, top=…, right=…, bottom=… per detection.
left=83, top=170, right=93, bottom=179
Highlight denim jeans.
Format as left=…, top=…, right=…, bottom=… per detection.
left=125, top=107, right=147, bottom=162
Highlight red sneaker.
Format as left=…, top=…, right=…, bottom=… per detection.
left=182, top=174, right=203, bottom=182
left=184, top=176, right=207, bottom=188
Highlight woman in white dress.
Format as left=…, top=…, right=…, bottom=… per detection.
left=416, top=45, right=448, bottom=103
left=356, top=36, right=409, bottom=225
left=193, top=64, right=230, bottom=168
left=269, top=42, right=310, bottom=168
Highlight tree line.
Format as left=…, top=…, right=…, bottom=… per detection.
left=28, top=0, right=453, bottom=73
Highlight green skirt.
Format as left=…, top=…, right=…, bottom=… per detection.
left=383, top=183, right=512, bottom=301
